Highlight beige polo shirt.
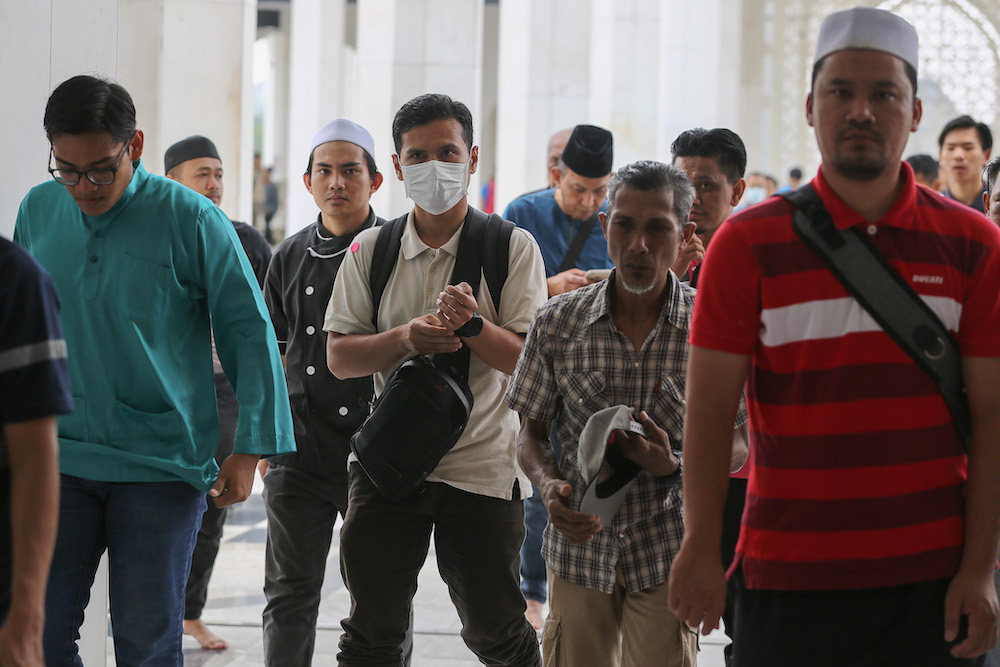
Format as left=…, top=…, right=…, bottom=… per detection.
left=324, top=210, right=547, bottom=500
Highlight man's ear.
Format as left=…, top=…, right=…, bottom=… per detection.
left=806, top=93, right=815, bottom=128
left=469, top=146, right=479, bottom=176
left=370, top=171, right=384, bottom=195
left=392, top=154, right=404, bottom=182
left=302, top=171, right=313, bottom=194
left=550, top=166, right=563, bottom=188
left=599, top=211, right=608, bottom=239
left=730, top=178, right=747, bottom=207
left=130, top=130, right=145, bottom=162
left=682, top=222, right=696, bottom=243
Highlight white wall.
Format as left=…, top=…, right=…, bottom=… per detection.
left=0, top=0, right=119, bottom=238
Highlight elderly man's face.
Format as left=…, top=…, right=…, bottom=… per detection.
left=600, top=186, right=694, bottom=297
left=555, top=168, right=610, bottom=221
left=807, top=49, right=921, bottom=181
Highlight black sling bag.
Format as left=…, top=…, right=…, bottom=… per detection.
left=781, top=184, right=971, bottom=450
left=349, top=208, right=514, bottom=501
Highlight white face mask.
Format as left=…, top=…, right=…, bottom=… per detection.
left=743, top=186, right=767, bottom=206
left=401, top=159, right=469, bottom=215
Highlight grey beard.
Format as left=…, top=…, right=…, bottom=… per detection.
left=620, top=278, right=656, bottom=296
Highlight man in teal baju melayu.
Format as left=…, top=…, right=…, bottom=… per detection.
left=13, top=74, right=295, bottom=667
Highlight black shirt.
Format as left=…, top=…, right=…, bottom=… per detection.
left=263, top=209, right=384, bottom=479
left=232, top=219, right=273, bottom=288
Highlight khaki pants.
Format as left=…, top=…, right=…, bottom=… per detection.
left=542, top=568, right=697, bottom=667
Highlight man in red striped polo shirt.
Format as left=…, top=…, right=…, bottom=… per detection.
left=669, top=6, right=1000, bottom=666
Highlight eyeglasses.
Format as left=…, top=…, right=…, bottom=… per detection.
left=48, top=142, right=131, bottom=186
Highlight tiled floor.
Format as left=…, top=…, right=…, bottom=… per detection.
left=110, top=484, right=729, bottom=666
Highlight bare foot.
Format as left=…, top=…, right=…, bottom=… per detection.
left=525, top=598, right=545, bottom=630
left=183, top=618, right=229, bottom=650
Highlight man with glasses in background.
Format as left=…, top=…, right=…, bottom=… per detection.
left=14, top=74, right=294, bottom=666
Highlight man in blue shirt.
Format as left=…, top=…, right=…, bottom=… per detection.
left=14, top=74, right=294, bottom=666
left=0, top=237, right=73, bottom=667
left=504, top=124, right=615, bottom=298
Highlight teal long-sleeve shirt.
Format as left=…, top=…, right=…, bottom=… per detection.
left=14, top=161, right=294, bottom=492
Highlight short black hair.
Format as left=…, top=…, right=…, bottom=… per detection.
left=44, top=75, right=136, bottom=145
left=905, top=154, right=939, bottom=182
left=607, top=160, right=695, bottom=226
left=938, top=115, right=993, bottom=151
left=305, top=148, right=378, bottom=181
left=984, top=156, right=1000, bottom=195
left=789, top=167, right=803, bottom=180
left=392, top=93, right=473, bottom=154
left=811, top=56, right=918, bottom=97
left=670, top=128, right=747, bottom=183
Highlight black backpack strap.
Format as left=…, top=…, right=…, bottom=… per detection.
left=476, top=209, right=514, bottom=315
left=780, top=184, right=971, bottom=450
left=369, top=215, right=408, bottom=330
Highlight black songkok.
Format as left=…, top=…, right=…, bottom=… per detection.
left=164, top=135, right=221, bottom=173
left=561, top=124, right=613, bottom=178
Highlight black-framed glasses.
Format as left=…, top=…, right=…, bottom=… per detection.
left=48, top=142, right=131, bottom=186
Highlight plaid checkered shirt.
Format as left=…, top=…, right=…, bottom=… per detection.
left=506, top=270, right=698, bottom=594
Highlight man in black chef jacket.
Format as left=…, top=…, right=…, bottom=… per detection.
left=260, top=118, right=401, bottom=667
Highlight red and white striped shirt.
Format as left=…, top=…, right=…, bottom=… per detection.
left=691, top=163, right=1000, bottom=591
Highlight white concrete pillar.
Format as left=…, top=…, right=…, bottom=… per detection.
left=493, top=0, right=746, bottom=214
left=494, top=0, right=595, bottom=213
left=283, top=0, right=350, bottom=237
left=654, top=0, right=745, bottom=158
left=118, top=0, right=257, bottom=224
left=356, top=0, right=485, bottom=219
left=0, top=0, right=119, bottom=238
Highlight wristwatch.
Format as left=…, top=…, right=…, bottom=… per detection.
left=455, top=312, right=483, bottom=338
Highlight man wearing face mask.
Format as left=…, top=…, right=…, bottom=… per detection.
left=325, top=93, right=547, bottom=665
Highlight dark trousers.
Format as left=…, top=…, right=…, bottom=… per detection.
left=262, top=463, right=348, bottom=667
left=337, top=464, right=541, bottom=667
left=720, top=477, right=747, bottom=667
left=732, top=570, right=986, bottom=667
left=184, top=372, right=237, bottom=620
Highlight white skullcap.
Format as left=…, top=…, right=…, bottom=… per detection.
left=309, top=118, right=376, bottom=161
left=814, top=7, right=918, bottom=74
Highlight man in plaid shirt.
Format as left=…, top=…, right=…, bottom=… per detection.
left=507, top=160, right=747, bottom=666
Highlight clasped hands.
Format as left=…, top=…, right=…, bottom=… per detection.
left=402, top=282, right=478, bottom=356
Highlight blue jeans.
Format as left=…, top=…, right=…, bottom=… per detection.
left=520, top=487, right=548, bottom=603
left=521, top=423, right=561, bottom=604
left=44, top=475, right=206, bottom=667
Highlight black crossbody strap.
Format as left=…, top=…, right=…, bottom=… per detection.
left=781, top=184, right=970, bottom=449
left=557, top=215, right=597, bottom=273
